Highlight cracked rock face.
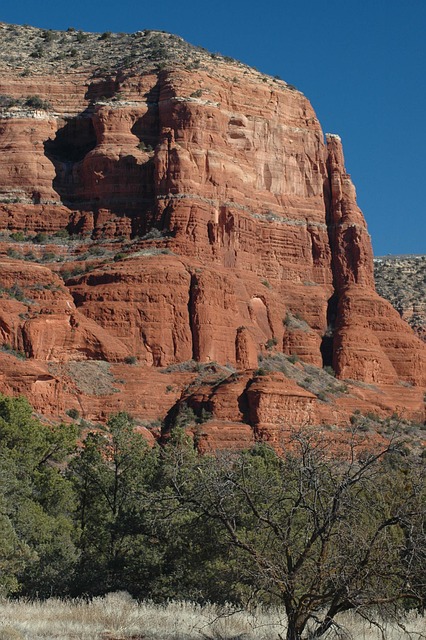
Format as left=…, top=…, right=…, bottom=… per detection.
left=0, top=24, right=424, bottom=443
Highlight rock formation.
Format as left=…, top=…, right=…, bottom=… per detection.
left=0, top=24, right=424, bottom=447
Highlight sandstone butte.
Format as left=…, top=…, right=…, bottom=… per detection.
left=0, top=24, right=424, bottom=450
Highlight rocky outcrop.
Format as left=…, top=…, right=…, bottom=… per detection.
left=325, top=134, right=374, bottom=291
left=0, top=24, right=424, bottom=447
left=0, top=259, right=129, bottom=361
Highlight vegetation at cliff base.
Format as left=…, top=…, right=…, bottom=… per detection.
left=0, top=394, right=424, bottom=639
left=0, top=394, right=78, bottom=597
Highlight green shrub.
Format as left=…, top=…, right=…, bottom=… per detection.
left=357, top=423, right=370, bottom=432
left=54, top=229, right=70, bottom=239
left=137, top=141, right=154, bottom=152
left=30, top=47, right=43, bottom=59
left=87, top=245, right=105, bottom=256
left=124, top=355, right=138, bottom=365
left=76, top=31, right=88, bottom=43
left=32, top=232, right=48, bottom=244
left=10, top=232, right=25, bottom=242
left=70, top=266, right=85, bottom=277
left=66, top=408, right=80, bottom=420
left=24, top=96, right=51, bottom=110
left=1, top=344, right=26, bottom=359
left=6, top=248, right=22, bottom=259
left=42, top=30, right=57, bottom=42
left=265, top=337, right=278, bottom=350
left=288, top=354, right=300, bottom=364
left=196, top=408, right=213, bottom=424
left=41, top=252, right=56, bottom=262
left=0, top=95, right=20, bottom=109
left=173, top=403, right=197, bottom=429
left=161, top=360, right=199, bottom=373
left=8, top=285, right=25, bottom=301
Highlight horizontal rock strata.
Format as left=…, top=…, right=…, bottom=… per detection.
left=0, top=24, right=424, bottom=446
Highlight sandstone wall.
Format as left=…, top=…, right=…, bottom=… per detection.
left=0, top=42, right=424, bottom=442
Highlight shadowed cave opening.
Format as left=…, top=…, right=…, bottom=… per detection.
left=43, top=114, right=97, bottom=202
left=44, top=115, right=97, bottom=164
left=43, top=108, right=157, bottom=232
left=42, top=77, right=165, bottom=236
left=131, top=107, right=159, bottom=151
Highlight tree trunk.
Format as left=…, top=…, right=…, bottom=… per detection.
left=286, top=627, right=301, bottom=640
left=285, top=616, right=333, bottom=639
left=285, top=617, right=302, bottom=640
left=310, top=616, right=334, bottom=638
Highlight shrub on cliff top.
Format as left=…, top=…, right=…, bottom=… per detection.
left=0, top=95, right=20, bottom=109
left=24, top=95, right=51, bottom=110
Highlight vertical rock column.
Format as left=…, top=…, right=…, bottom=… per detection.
left=325, top=134, right=425, bottom=386
left=325, top=133, right=374, bottom=292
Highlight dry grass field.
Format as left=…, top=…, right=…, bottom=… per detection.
left=0, top=592, right=424, bottom=640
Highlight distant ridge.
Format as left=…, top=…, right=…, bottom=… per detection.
left=374, top=254, right=425, bottom=341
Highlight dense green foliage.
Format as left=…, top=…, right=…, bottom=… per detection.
left=0, top=395, right=78, bottom=597
left=0, top=394, right=424, bottom=639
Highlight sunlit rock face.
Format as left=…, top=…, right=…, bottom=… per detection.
left=0, top=25, right=424, bottom=443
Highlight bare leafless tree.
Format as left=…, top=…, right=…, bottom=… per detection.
left=169, top=430, right=425, bottom=640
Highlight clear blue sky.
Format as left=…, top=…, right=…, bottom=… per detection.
left=1, top=0, right=425, bottom=255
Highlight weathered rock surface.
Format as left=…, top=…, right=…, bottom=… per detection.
left=0, top=259, right=129, bottom=361
left=0, top=24, right=424, bottom=447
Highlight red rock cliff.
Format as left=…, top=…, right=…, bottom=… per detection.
left=0, top=25, right=424, bottom=442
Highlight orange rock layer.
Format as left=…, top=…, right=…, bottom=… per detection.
left=0, top=51, right=424, bottom=447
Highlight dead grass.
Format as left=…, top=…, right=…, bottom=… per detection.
left=257, top=352, right=348, bottom=399
left=48, top=361, right=120, bottom=396
left=0, top=593, right=424, bottom=640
